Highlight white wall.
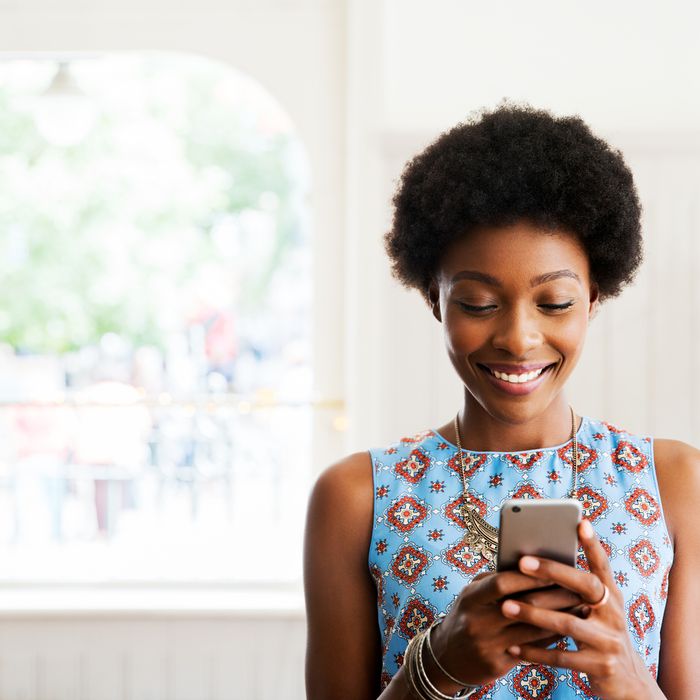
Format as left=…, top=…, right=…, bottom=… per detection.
left=353, top=136, right=700, bottom=451
left=0, top=1, right=340, bottom=699
left=345, top=0, right=700, bottom=451
left=0, top=612, right=305, bottom=700
left=382, top=0, right=700, bottom=134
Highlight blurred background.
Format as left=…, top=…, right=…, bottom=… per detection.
left=0, top=1, right=698, bottom=698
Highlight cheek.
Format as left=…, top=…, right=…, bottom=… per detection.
left=562, top=310, right=589, bottom=340
left=443, top=318, right=485, bottom=356
left=554, top=313, right=590, bottom=362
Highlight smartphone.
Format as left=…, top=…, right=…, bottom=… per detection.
left=496, top=498, right=582, bottom=572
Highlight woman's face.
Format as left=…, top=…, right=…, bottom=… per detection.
left=429, top=220, right=599, bottom=424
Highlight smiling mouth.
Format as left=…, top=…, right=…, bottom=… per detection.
left=477, top=363, right=558, bottom=384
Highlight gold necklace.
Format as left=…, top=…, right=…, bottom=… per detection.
left=453, top=405, right=580, bottom=569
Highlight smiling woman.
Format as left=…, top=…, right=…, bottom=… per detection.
left=428, top=224, right=597, bottom=430
left=304, top=102, right=700, bottom=700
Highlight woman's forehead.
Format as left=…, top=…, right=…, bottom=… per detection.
left=437, top=222, right=591, bottom=285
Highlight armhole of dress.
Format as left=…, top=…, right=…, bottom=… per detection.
left=367, top=448, right=377, bottom=570
left=646, top=435, right=675, bottom=555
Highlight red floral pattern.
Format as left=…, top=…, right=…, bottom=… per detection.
left=385, top=495, right=429, bottom=534
left=512, top=663, right=557, bottom=699
left=628, top=539, right=661, bottom=578
left=369, top=416, right=674, bottom=695
left=390, top=544, right=430, bottom=587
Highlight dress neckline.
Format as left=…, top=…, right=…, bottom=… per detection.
left=431, top=415, right=588, bottom=456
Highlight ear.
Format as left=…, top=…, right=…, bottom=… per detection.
left=588, top=283, right=600, bottom=320
left=428, top=281, right=442, bottom=322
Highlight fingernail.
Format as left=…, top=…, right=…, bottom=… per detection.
left=502, top=600, right=520, bottom=615
left=508, top=645, right=520, bottom=656
left=581, top=519, right=594, bottom=539
left=520, top=556, right=539, bottom=571
left=581, top=605, right=591, bottom=617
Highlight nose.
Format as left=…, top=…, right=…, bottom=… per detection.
left=490, top=303, right=543, bottom=357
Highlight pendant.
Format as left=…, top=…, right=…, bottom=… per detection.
left=460, top=502, right=499, bottom=569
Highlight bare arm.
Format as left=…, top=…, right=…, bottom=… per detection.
left=303, top=450, right=582, bottom=699
left=303, top=451, right=383, bottom=699
left=653, top=439, right=700, bottom=699
left=304, top=451, right=458, bottom=699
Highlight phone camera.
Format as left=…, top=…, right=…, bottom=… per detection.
left=512, top=506, right=521, bottom=513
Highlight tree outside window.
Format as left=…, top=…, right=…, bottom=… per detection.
left=0, top=53, right=312, bottom=584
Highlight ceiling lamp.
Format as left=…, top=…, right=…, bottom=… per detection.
left=33, top=61, right=97, bottom=147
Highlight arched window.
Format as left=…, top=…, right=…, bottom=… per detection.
left=0, top=53, right=312, bottom=584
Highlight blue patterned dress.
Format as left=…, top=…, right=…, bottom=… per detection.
left=368, top=415, right=673, bottom=698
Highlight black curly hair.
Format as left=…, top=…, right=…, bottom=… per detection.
left=384, top=101, right=644, bottom=305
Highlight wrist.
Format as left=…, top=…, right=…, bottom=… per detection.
left=425, top=620, right=476, bottom=695
left=626, top=659, right=664, bottom=700
left=422, top=644, right=467, bottom=696
left=403, top=626, right=477, bottom=700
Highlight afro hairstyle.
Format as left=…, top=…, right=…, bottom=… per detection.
left=384, top=101, right=644, bottom=305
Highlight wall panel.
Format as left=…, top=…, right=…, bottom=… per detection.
left=0, top=616, right=306, bottom=700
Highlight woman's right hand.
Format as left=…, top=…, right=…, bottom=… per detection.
left=426, top=568, right=586, bottom=692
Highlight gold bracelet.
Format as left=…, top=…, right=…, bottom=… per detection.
left=425, top=618, right=481, bottom=691
left=404, top=629, right=478, bottom=700
left=406, top=630, right=446, bottom=700
left=417, top=628, right=478, bottom=699
left=404, top=632, right=425, bottom=700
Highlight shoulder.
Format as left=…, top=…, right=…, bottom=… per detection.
left=310, top=450, right=374, bottom=506
left=303, top=451, right=383, bottom=699
left=305, top=427, right=442, bottom=534
left=652, top=437, right=700, bottom=466
left=651, top=437, right=700, bottom=492
left=305, top=451, right=374, bottom=563
left=651, top=437, right=700, bottom=548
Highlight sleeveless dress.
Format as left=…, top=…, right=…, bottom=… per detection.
left=367, top=415, right=673, bottom=699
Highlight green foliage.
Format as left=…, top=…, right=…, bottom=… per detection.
left=0, top=54, right=307, bottom=354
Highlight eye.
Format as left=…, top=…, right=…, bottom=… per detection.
left=457, top=301, right=576, bottom=315
left=540, top=301, right=575, bottom=311
left=458, top=303, right=497, bottom=314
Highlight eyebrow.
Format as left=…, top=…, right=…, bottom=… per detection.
left=451, top=269, right=581, bottom=288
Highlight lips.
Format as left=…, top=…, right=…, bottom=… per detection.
left=478, top=362, right=556, bottom=375
left=476, top=362, right=558, bottom=396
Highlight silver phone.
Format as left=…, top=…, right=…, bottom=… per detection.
left=496, top=498, right=582, bottom=572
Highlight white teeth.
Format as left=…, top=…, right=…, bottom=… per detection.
left=491, top=367, right=546, bottom=383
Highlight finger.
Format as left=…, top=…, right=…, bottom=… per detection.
left=516, top=587, right=583, bottom=610
left=517, top=552, right=606, bottom=608
left=500, top=599, right=603, bottom=647
left=471, top=571, right=492, bottom=582
left=569, top=603, right=592, bottom=619
left=578, top=518, right=617, bottom=591
left=506, top=642, right=605, bottom=675
left=508, top=582, right=559, bottom=601
left=472, top=570, right=555, bottom=605
left=500, top=622, right=566, bottom=648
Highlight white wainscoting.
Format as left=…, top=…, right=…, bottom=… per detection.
left=347, top=131, right=700, bottom=451
left=0, top=607, right=307, bottom=700
left=1, top=133, right=697, bottom=700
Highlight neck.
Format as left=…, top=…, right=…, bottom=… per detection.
left=455, top=393, right=578, bottom=452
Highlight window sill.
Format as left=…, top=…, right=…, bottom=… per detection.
left=0, top=583, right=306, bottom=619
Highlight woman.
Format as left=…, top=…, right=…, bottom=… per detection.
left=304, top=103, right=698, bottom=699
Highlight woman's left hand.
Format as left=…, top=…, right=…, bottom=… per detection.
left=500, top=518, right=661, bottom=700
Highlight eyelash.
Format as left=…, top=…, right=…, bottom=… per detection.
left=458, top=301, right=575, bottom=314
